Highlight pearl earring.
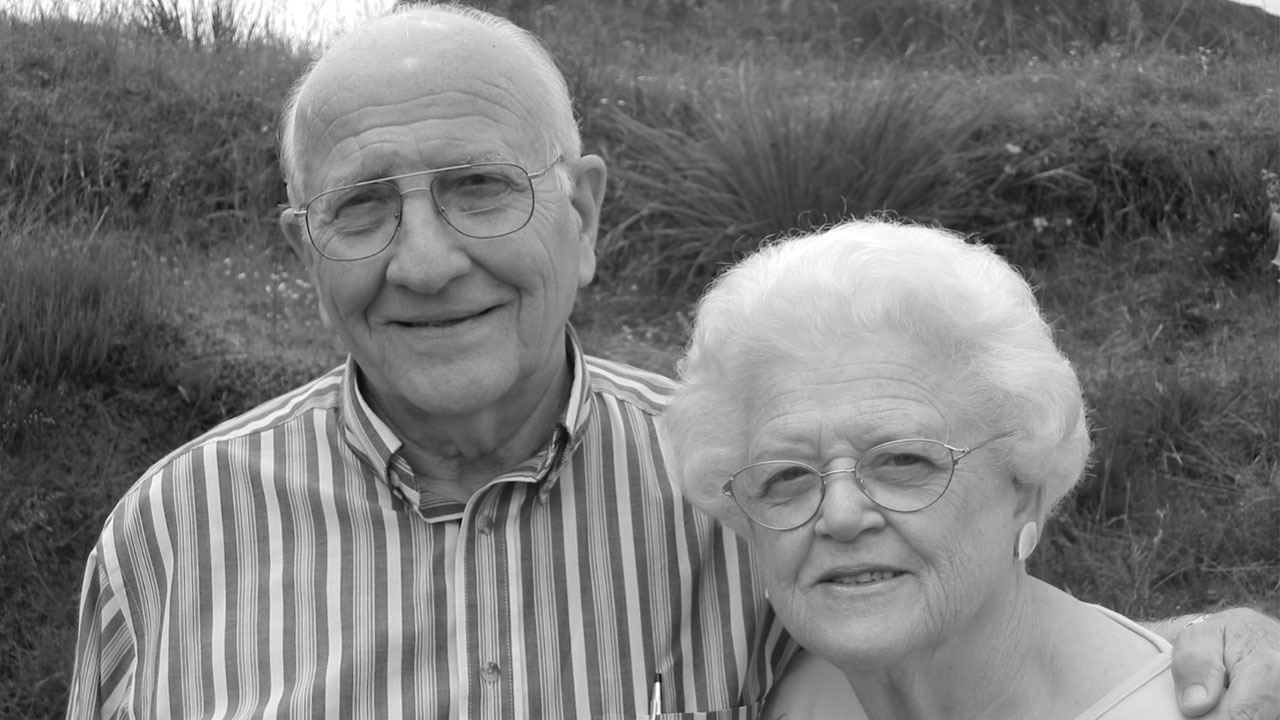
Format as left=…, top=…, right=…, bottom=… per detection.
left=1014, top=521, right=1039, bottom=561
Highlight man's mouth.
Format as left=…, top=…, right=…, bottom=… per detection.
left=397, top=307, right=494, bottom=328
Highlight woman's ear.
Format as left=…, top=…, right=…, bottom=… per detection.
left=1012, top=479, right=1044, bottom=561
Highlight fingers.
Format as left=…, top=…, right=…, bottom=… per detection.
left=1170, top=615, right=1227, bottom=717
left=1169, top=608, right=1280, bottom=720
left=1213, top=649, right=1280, bottom=720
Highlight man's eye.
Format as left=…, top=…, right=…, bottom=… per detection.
left=334, top=191, right=387, bottom=217
left=443, top=170, right=519, bottom=199
left=316, top=188, right=392, bottom=227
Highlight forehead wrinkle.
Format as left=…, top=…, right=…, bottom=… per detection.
left=747, top=363, right=956, bottom=463
left=816, top=401, right=949, bottom=453
left=301, top=106, right=527, bottom=191
left=298, top=22, right=545, bottom=152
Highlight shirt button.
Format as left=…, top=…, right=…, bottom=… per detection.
left=476, top=515, right=493, bottom=535
left=480, top=661, right=501, bottom=684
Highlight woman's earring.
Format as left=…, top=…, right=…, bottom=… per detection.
left=1014, top=521, right=1039, bottom=561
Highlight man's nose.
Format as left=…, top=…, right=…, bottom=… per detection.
left=384, top=188, right=472, bottom=293
left=813, top=470, right=886, bottom=541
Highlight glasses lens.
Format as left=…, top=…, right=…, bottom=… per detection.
left=731, top=461, right=824, bottom=529
left=433, top=163, right=535, bottom=239
left=855, top=439, right=954, bottom=511
left=305, top=182, right=399, bottom=260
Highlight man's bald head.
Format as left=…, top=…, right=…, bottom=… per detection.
left=279, top=4, right=580, bottom=205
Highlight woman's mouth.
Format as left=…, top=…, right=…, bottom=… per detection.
left=822, top=569, right=906, bottom=586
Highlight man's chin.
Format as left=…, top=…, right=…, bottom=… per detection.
left=373, top=365, right=519, bottom=420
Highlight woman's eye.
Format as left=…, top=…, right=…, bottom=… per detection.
left=758, top=465, right=817, bottom=498
left=879, top=453, right=929, bottom=467
left=766, top=465, right=812, bottom=483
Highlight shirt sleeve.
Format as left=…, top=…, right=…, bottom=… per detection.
left=66, top=541, right=135, bottom=720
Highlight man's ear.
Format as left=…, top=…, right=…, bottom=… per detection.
left=279, top=206, right=314, bottom=268
left=567, top=154, right=607, bottom=287
left=279, top=205, right=333, bottom=330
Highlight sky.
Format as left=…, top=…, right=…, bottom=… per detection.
left=273, top=0, right=394, bottom=47
left=13, top=0, right=394, bottom=47
left=1235, top=0, right=1280, bottom=12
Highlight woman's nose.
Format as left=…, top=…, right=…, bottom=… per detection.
left=813, top=471, right=886, bottom=541
left=384, top=189, right=472, bottom=293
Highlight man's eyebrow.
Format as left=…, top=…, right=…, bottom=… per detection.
left=325, top=153, right=516, bottom=188
left=327, top=166, right=395, bottom=188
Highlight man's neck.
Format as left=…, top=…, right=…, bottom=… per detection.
left=369, top=361, right=573, bottom=503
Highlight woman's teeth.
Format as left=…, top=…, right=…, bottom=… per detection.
left=834, top=571, right=899, bottom=585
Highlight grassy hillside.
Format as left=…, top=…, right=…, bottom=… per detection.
left=2, top=0, right=1278, bottom=716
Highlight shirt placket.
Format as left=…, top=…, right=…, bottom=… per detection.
left=461, top=487, right=516, bottom=719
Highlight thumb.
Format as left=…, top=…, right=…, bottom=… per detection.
left=1169, top=618, right=1226, bottom=718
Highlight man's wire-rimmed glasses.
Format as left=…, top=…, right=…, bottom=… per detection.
left=293, top=159, right=560, bottom=261
left=722, top=435, right=1008, bottom=531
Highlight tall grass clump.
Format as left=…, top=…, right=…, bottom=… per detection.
left=132, top=0, right=270, bottom=47
left=0, top=217, right=170, bottom=446
left=597, top=66, right=992, bottom=289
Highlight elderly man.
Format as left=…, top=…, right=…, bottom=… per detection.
left=67, top=3, right=1278, bottom=718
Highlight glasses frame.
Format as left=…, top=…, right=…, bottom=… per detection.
left=292, top=158, right=561, bottom=262
left=722, top=434, right=1008, bottom=531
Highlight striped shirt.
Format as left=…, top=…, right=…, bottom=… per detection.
left=67, top=332, right=793, bottom=719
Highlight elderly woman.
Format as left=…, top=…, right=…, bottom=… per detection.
left=663, top=219, right=1178, bottom=719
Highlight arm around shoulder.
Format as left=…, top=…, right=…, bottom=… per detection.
left=1146, top=607, right=1280, bottom=719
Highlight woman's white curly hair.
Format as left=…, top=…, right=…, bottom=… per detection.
left=663, top=218, right=1090, bottom=536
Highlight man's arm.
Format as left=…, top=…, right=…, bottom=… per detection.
left=1147, top=608, right=1280, bottom=719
